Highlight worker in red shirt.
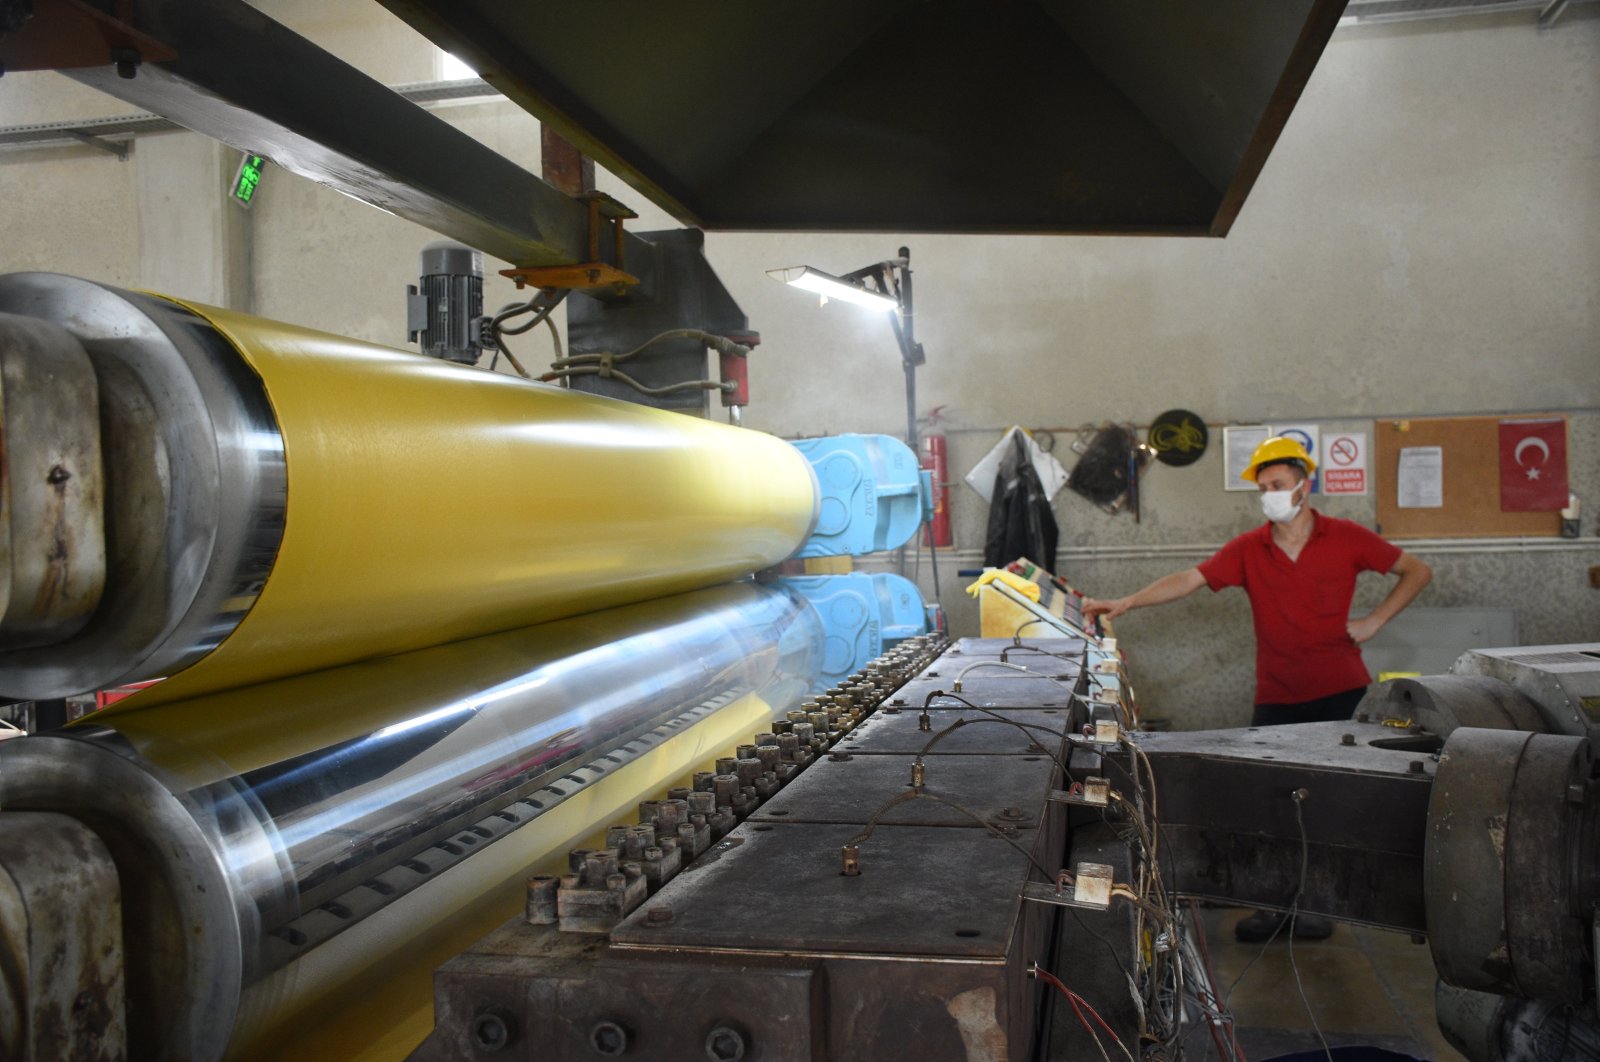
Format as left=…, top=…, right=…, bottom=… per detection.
left=1082, top=436, right=1431, bottom=940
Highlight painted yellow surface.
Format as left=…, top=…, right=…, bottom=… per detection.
left=978, top=587, right=1046, bottom=639
left=964, top=568, right=1041, bottom=601
left=801, top=555, right=854, bottom=575
left=116, top=299, right=817, bottom=706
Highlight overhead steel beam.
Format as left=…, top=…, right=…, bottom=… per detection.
left=61, top=0, right=656, bottom=284
left=0, top=80, right=499, bottom=153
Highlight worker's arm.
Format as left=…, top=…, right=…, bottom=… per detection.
left=1347, top=551, right=1432, bottom=644
left=1082, top=567, right=1208, bottom=623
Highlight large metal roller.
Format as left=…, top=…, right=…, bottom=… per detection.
left=0, top=580, right=822, bottom=1059
left=0, top=272, right=819, bottom=702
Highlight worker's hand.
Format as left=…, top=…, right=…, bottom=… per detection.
left=1082, top=597, right=1130, bottom=622
left=1347, top=614, right=1383, bottom=644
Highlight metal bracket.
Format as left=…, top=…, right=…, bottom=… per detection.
left=1046, top=779, right=1110, bottom=808
left=65, top=128, right=129, bottom=160
left=1020, top=880, right=1110, bottom=912
left=502, top=190, right=640, bottom=295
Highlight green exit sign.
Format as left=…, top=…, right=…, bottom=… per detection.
left=231, top=152, right=266, bottom=207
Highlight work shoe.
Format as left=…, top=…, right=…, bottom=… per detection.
left=1234, top=910, right=1334, bottom=942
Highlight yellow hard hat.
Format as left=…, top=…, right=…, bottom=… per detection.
left=1241, top=436, right=1317, bottom=482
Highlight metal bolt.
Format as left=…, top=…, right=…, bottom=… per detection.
left=471, top=1008, right=516, bottom=1053
left=590, top=1021, right=630, bottom=1056
left=525, top=876, right=559, bottom=925
left=841, top=844, right=861, bottom=876
left=705, top=1025, right=748, bottom=1061
left=911, top=761, right=926, bottom=787
left=918, top=713, right=932, bottom=732
left=1408, top=760, right=1425, bottom=774
left=1568, top=784, right=1587, bottom=805
left=111, top=47, right=142, bottom=80
left=998, top=806, right=1025, bottom=821
left=645, top=905, right=674, bottom=925
left=1356, top=711, right=1370, bottom=723
left=829, top=751, right=852, bottom=762
left=1340, top=733, right=1355, bottom=746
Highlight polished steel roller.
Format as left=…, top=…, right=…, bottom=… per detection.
left=0, top=581, right=822, bottom=1058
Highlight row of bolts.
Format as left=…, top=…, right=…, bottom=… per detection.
left=526, top=634, right=951, bottom=925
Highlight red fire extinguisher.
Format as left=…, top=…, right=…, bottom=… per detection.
left=922, top=433, right=953, bottom=548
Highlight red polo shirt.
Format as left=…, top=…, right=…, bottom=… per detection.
left=1197, top=513, right=1401, bottom=705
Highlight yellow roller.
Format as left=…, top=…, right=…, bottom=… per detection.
left=145, top=299, right=815, bottom=702
left=0, top=274, right=820, bottom=701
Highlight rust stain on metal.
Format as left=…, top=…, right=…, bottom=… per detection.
left=31, top=464, right=74, bottom=618
left=946, top=986, right=1007, bottom=1061
left=1486, top=812, right=1507, bottom=863
left=540, top=127, right=595, bottom=197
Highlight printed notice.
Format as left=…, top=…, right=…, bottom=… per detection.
left=1322, top=431, right=1369, bottom=496
left=1223, top=425, right=1270, bottom=492
left=1397, top=446, right=1443, bottom=508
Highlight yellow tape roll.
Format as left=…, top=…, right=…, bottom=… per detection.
left=136, top=301, right=817, bottom=704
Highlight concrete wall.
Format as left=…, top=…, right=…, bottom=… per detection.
left=0, top=5, right=1595, bottom=727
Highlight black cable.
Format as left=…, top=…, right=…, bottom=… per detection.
left=916, top=699, right=1071, bottom=775
left=502, top=289, right=569, bottom=334
left=1014, top=618, right=1053, bottom=644
left=926, top=524, right=944, bottom=617
left=488, top=290, right=569, bottom=378
left=547, top=364, right=731, bottom=396
left=1000, top=644, right=1078, bottom=663
left=548, top=327, right=748, bottom=368
left=925, top=691, right=1072, bottom=743
left=491, top=289, right=568, bottom=337
left=1222, top=788, right=1321, bottom=1032
left=843, top=788, right=1057, bottom=881
left=1092, top=752, right=1180, bottom=918
left=916, top=717, right=1069, bottom=776
left=1286, top=791, right=1333, bottom=1062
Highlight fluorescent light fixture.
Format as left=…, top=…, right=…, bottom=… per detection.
left=767, top=265, right=898, bottom=311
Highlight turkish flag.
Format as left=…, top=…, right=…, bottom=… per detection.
left=1499, top=418, right=1568, bottom=511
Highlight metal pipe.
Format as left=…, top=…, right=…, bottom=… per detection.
left=0, top=581, right=823, bottom=1059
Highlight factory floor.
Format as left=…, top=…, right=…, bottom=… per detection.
left=1184, top=908, right=1468, bottom=1061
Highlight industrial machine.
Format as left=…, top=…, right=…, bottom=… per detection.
left=401, top=619, right=1600, bottom=1062
left=2, top=2, right=1593, bottom=1060
left=0, top=268, right=942, bottom=1059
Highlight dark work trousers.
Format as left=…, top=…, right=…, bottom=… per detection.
left=1250, top=685, right=1368, bottom=728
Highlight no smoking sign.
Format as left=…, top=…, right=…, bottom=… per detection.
left=1323, top=432, right=1368, bottom=495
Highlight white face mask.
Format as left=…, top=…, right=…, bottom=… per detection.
left=1260, top=487, right=1303, bottom=524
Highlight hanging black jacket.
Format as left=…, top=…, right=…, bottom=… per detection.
left=983, top=431, right=1058, bottom=572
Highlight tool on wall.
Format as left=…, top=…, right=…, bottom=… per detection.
left=1067, top=423, right=1153, bottom=516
